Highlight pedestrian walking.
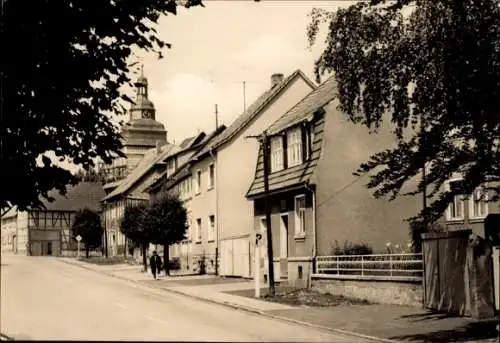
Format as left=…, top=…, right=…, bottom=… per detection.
left=149, top=251, right=162, bottom=280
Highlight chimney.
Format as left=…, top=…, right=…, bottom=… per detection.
left=271, top=73, right=284, bottom=88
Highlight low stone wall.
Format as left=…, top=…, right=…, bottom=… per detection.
left=312, top=276, right=423, bottom=308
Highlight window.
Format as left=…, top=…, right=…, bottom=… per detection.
left=270, top=136, right=284, bottom=172
left=196, top=218, right=202, bottom=242
left=445, top=180, right=464, bottom=220
left=469, top=187, right=488, bottom=218
left=294, top=195, right=306, bottom=236
left=305, top=124, right=314, bottom=160
left=167, top=158, right=176, bottom=176
left=195, top=170, right=201, bottom=194
left=287, top=127, right=303, bottom=167
left=208, top=215, right=215, bottom=242
left=208, top=164, right=215, bottom=189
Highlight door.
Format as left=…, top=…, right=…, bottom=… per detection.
left=31, top=241, right=42, bottom=256
left=280, top=214, right=289, bottom=278
left=259, top=218, right=268, bottom=274
left=47, top=241, right=53, bottom=256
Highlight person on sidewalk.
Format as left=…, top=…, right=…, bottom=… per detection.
left=149, top=251, right=162, bottom=280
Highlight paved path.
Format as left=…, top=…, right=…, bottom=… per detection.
left=1, top=254, right=371, bottom=341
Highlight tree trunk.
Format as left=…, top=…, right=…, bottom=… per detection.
left=124, top=239, right=127, bottom=259
left=164, top=242, right=170, bottom=276
left=142, top=242, right=148, bottom=272
left=86, top=246, right=90, bottom=259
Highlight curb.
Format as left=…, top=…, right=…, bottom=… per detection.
left=58, top=259, right=400, bottom=343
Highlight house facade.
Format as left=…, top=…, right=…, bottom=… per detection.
left=1, top=208, right=28, bottom=254
left=206, top=71, right=316, bottom=278
left=1, top=182, right=105, bottom=256
left=443, top=174, right=500, bottom=243
left=146, top=126, right=227, bottom=274
left=246, top=76, right=420, bottom=287
left=101, top=136, right=205, bottom=257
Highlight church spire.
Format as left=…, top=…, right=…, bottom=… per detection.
left=130, top=64, right=155, bottom=121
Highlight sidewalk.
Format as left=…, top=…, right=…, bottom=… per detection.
left=59, top=258, right=499, bottom=343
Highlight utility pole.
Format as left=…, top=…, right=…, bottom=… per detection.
left=215, top=104, right=219, bottom=130
left=419, top=114, right=428, bottom=254
left=103, top=202, right=109, bottom=258
left=261, top=131, right=275, bottom=296
left=245, top=132, right=276, bottom=296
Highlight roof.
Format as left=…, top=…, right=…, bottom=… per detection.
left=145, top=125, right=228, bottom=194
left=42, top=182, right=106, bottom=212
left=266, top=75, right=336, bottom=136
left=179, top=135, right=197, bottom=149
left=102, top=143, right=179, bottom=202
left=192, top=70, right=316, bottom=159
left=246, top=76, right=337, bottom=199
left=1, top=206, right=18, bottom=219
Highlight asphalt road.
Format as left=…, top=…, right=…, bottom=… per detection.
left=1, top=253, right=370, bottom=342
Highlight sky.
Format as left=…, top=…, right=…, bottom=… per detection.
left=46, top=0, right=358, bottom=172
left=124, top=0, right=357, bottom=144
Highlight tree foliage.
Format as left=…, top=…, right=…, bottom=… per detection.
left=142, top=193, right=188, bottom=275
left=120, top=203, right=149, bottom=269
left=142, top=194, right=187, bottom=245
left=120, top=203, right=148, bottom=247
left=71, top=208, right=104, bottom=258
left=308, top=0, right=500, bottom=225
left=1, top=0, right=204, bottom=213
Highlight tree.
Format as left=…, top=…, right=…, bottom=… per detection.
left=1, top=0, right=204, bottom=213
left=120, top=203, right=149, bottom=271
left=307, top=0, right=500, bottom=227
left=71, top=208, right=104, bottom=258
left=141, top=194, right=188, bottom=276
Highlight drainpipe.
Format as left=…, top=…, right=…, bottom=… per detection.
left=304, top=182, right=317, bottom=273
left=209, top=147, right=219, bottom=275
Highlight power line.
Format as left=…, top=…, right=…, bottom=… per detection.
left=316, top=172, right=369, bottom=209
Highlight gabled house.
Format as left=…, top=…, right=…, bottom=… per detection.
left=188, top=70, right=316, bottom=278
left=246, top=76, right=420, bottom=286
left=146, top=125, right=227, bottom=274
left=101, top=132, right=207, bottom=257
left=1, top=182, right=105, bottom=256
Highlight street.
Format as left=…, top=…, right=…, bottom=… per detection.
left=1, top=254, right=367, bottom=342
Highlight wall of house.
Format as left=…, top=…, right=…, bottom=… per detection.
left=1, top=215, right=17, bottom=253
left=217, top=76, right=315, bottom=277
left=315, top=101, right=421, bottom=255
left=188, top=155, right=218, bottom=274
left=103, top=199, right=126, bottom=257
left=17, top=211, right=29, bottom=254
left=252, top=189, right=315, bottom=286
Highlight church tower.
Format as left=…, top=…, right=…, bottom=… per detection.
left=120, top=68, right=168, bottom=174
left=99, top=67, right=168, bottom=191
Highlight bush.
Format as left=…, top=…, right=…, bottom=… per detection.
left=331, top=240, right=373, bottom=255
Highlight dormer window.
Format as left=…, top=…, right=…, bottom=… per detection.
left=287, top=126, right=302, bottom=167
